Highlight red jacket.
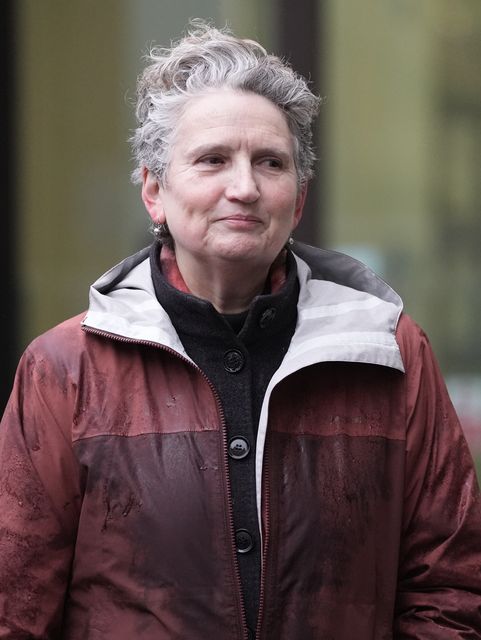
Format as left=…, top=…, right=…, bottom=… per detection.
left=1, top=244, right=480, bottom=638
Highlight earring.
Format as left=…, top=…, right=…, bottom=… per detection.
left=151, top=222, right=170, bottom=239
left=285, top=236, right=294, bottom=248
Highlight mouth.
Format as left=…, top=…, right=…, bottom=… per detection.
left=218, top=214, right=262, bottom=225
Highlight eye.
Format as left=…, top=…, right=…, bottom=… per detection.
left=260, top=157, right=283, bottom=169
left=199, top=155, right=224, bottom=166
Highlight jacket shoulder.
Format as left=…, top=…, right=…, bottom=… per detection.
left=26, top=312, right=88, bottom=362
left=394, top=313, right=433, bottom=373
left=13, top=313, right=92, bottom=396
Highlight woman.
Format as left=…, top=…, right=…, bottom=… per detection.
left=1, top=21, right=480, bottom=639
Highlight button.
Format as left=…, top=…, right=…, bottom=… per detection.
left=223, top=349, right=245, bottom=373
left=235, top=529, right=254, bottom=554
left=259, top=307, right=276, bottom=328
left=228, top=436, right=250, bottom=460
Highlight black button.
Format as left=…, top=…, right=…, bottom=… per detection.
left=223, top=349, right=244, bottom=373
left=259, top=307, right=276, bottom=328
left=228, top=436, right=250, bottom=460
left=235, top=528, right=254, bottom=554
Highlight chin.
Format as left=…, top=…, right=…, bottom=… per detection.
left=211, top=236, right=281, bottom=267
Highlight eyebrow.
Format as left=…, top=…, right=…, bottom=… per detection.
left=186, top=144, right=230, bottom=159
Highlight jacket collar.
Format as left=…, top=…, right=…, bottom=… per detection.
left=83, top=246, right=191, bottom=360
left=286, top=242, right=404, bottom=374
left=82, top=242, right=404, bottom=373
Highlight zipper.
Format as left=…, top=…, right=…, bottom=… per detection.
left=82, top=324, right=250, bottom=638
left=255, top=440, right=271, bottom=640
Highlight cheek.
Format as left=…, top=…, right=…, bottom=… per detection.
left=272, top=188, right=301, bottom=219
left=172, top=184, right=219, bottom=212
left=268, top=176, right=298, bottom=204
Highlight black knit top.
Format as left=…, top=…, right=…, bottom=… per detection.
left=149, top=242, right=299, bottom=635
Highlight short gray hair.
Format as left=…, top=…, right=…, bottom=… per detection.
left=131, top=20, right=321, bottom=186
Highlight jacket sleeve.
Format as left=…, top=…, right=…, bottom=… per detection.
left=394, top=315, right=481, bottom=638
left=0, top=341, right=82, bottom=638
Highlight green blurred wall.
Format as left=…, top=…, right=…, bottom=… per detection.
left=16, top=0, right=275, bottom=346
left=326, top=0, right=481, bottom=374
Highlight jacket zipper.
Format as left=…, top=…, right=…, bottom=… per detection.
left=255, top=442, right=271, bottom=640
left=82, top=325, right=250, bottom=639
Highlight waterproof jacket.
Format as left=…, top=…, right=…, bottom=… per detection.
left=1, top=243, right=480, bottom=639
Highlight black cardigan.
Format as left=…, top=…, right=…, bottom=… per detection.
left=149, top=242, right=299, bottom=634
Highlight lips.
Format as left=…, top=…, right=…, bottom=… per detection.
left=219, top=214, right=262, bottom=224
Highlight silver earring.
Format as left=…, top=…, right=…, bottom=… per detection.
left=286, top=236, right=294, bottom=248
left=151, top=222, right=170, bottom=239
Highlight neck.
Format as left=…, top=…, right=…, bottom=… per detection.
left=177, top=254, right=269, bottom=314
left=159, top=243, right=288, bottom=314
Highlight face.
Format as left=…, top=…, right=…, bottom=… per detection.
left=142, top=90, right=306, bottom=278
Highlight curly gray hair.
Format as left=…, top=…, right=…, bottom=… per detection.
left=131, top=20, right=320, bottom=187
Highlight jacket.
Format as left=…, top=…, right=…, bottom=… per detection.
left=1, top=243, right=480, bottom=639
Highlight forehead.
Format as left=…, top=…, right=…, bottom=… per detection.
left=173, top=90, right=294, bottom=152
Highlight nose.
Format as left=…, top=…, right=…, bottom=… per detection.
left=225, top=162, right=260, bottom=203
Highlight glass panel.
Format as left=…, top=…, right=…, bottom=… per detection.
left=16, top=0, right=223, bottom=346
left=326, top=0, right=481, bottom=472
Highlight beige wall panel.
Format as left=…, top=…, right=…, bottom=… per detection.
left=17, top=1, right=224, bottom=344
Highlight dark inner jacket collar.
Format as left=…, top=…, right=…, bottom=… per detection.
left=148, top=241, right=300, bottom=344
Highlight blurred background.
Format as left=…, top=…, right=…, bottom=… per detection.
left=1, top=1, right=480, bottom=472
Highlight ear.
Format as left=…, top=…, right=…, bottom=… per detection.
left=141, top=168, right=166, bottom=223
left=292, top=184, right=308, bottom=230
